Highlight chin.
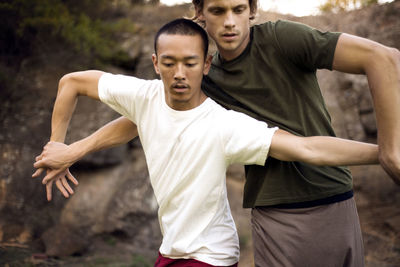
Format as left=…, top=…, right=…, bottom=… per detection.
left=219, top=41, right=239, bottom=50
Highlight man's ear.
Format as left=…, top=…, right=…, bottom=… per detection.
left=196, top=6, right=205, bottom=23
left=249, top=11, right=256, bottom=20
left=203, top=55, right=212, bottom=75
left=152, top=54, right=160, bottom=75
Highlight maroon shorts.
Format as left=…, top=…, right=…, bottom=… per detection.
left=154, top=252, right=238, bottom=267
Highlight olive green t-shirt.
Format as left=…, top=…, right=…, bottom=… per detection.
left=202, top=20, right=353, bottom=208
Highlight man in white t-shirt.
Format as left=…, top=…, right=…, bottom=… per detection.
left=33, top=19, right=379, bottom=266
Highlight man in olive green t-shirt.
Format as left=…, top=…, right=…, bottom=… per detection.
left=34, top=0, right=400, bottom=266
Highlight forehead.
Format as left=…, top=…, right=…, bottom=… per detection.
left=203, top=0, right=249, bottom=8
left=157, top=34, right=204, bottom=58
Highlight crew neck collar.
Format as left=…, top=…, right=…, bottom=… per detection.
left=161, top=89, right=212, bottom=118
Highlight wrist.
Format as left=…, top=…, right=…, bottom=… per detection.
left=68, top=141, right=87, bottom=164
left=50, top=131, right=66, bottom=142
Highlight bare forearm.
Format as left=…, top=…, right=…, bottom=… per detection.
left=68, top=117, right=138, bottom=163
left=302, top=136, right=378, bottom=166
left=50, top=76, right=79, bottom=142
left=365, top=48, right=400, bottom=154
left=269, top=130, right=378, bottom=166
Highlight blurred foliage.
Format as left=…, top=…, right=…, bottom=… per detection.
left=319, top=0, right=378, bottom=12
left=0, top=0, right=138, bottom=66
left=130, top=254, right=152, bottom=267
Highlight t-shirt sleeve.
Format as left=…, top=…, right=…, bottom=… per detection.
left=271, top=20, right=341, bottom=71
left=220, top=110, right=278, bottom=166
left=98, top=73, right=159, bottom=123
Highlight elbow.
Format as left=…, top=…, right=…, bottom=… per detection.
left=384, top=46, right=400, bottom=69
left=58, top=74, right=70, bottom=94
left=390, top=47, right=400, bottom=70
left=303, top=153, right=324, bottom=166
left=298, top=141, right=325, bottom=166
left=58, top=73, right=76, bottom=95
left=58, top=72, right=84, bottom=97
left=366, top=45, right=400, bottom=73
left=390, top=47, right=400, bottom=61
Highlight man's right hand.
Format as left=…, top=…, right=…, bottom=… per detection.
left=32, top=142, right=80, bottom=201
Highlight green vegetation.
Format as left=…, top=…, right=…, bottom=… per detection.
left=130, top=254, right=152, bottom=267
left=0, top=0, right=138, bottom=66
left=319, top=0, right=379, bottom=12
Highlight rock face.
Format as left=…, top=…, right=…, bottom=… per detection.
left=1, top=1, right=399, bottom=266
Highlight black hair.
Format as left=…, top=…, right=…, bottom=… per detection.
left=154, top=18, right=209, bottom=59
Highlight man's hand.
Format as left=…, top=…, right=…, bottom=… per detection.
left=32, top=142, right=79, bottom=201
left=34, top=142, right=76, bottom=172
left=41, top=168, right=77, bottom=201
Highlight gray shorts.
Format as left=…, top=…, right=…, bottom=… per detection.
left=251, top=197, right=364, bottom=267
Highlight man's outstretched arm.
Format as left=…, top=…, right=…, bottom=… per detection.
left=333, top=33, right=400, bottom=184
left=269, top=130, right=379, bottom=167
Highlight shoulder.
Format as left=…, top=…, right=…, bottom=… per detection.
left=251, top=20, right=322, bottom=51
left=99, top=73, right=163, bottom=96
left=212, top=106, right=263, bottom=132
left=275, top=20, right=341, bottom=46
left=100, top=73, right=162, bottom=88
left=252, top=20, right=309, bottom=40
left=251, top=21, right=275, bottom=46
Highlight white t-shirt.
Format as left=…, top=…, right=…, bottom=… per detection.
left=98, top=73, right=277, bottom=266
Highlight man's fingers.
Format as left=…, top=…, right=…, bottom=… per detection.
left=34, top=159, right=46, bottom=169
left=61, top=177, right=74, bottom=195
left=55, top=179, right=70, bottom=198
left=66, top=170, right=79, bottom=185
left=46, top=180, right=53, bottom=201
left=32, top=168, right=44, bottom=178
left=42, top=169, right=61, bottom=184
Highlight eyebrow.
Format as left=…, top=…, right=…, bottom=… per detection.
left=160, top=55, right=200, bottom=60
left=207, top=4, right=247, bottom=11
left=234, top=4, right=248, bottom=10
left=208, top=6, right=225, bottom=11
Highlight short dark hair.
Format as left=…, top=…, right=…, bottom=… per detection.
left=154, top=18, right=209, bottom=59
left=192, top=0, right=258, bottom=21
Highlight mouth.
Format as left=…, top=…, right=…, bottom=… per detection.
left=172, top=83, right=189, bottom=93
left=221, top=32, right=238, bottom=41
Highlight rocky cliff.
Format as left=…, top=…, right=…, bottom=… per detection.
left=1, top=1, right=399, bottom=266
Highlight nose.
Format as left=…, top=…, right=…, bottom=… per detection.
left=174, top=63, right=185, bottom=80
left=224, top=11, right=235, bottom=28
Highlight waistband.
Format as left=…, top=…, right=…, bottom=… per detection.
left=260, top=190, right=354, bottom=209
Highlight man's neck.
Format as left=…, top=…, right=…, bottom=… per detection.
left=218, top=30, right=251, bottom=62
left=167, top=91, right=208, bottom=111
